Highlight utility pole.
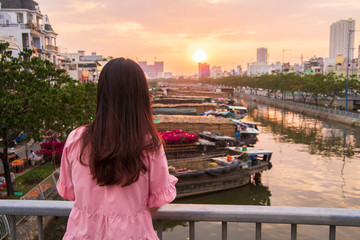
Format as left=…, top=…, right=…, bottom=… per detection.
left=345, top=18, right=355, bottom=112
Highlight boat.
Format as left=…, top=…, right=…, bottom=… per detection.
left=203, top=105, right=248, bottom=119
left=171, top=147, right=273, bottom=198
left=228, top=105, right=248, bottom=119
left=198, top=123, right=259, bottom=147
left=198, top=131, right=236, bottom=147
left=232, top=119, right=260, bottom=146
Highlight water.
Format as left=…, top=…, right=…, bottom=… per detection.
left=45, top=99, right=360, bottom=239
left=163, top=99, right=360, bottom=240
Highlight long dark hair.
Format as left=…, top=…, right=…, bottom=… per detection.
left=80, top=58, right=162, bottom=187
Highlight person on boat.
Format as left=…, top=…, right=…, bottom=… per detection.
left=57, top=58, right=178, bottom=240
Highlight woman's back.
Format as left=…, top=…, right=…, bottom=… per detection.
left=57, top=58, right=177, bottom=240
left=57, top=127, right=177, bottom=239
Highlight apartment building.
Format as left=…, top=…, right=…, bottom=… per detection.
left=0, top=0, right=58, bottom=63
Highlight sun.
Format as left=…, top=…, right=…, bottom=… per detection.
left=193, top=50, right=207, bottom=63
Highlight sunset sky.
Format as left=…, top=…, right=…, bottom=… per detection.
left=36, top=0, right=360, bottom=75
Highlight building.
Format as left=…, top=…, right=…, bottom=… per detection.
left=236, top=65, right=242, bottom=76
left=247, top=62, right=271, bottom=76
left=210, top=66, right=222, bottom=78
left=304, top=57, right=324, bottom=74
left=163, top=72, right=173, bottom=79
left=0, top=34, right=20, bottom=50
left=329, top=19, right=356, bottom=60
left=198, top=62, right=210, bottom=78
left=270, top=62, right=283, bottom=74
left=257, top=47, right=268, bottom=64
left=0, top=0, right=59, bottom=64
left=58, top=51, right=108, bottom=83
left=138, top=61, right=164, bottom=79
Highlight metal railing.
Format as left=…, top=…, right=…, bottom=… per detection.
left=20, top=171, right=59, bottom=201
left=45, top=45, right=58, bottom=52
left=0, top=215, right=9, bottom=240
left=0, top=201, right=360, bottom=240
left=0, top=23, right=41, bottom=30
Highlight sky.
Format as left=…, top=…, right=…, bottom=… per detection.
left=35, top=0, right=360, bottom=75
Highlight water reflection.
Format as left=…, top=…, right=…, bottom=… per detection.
left=161, top=99, right=360, bottom=240
left=174, top=181, right=271, bottom=206
left=244, top=103, right=357, bottom=158
left=158, top=181, right=271, bottom=232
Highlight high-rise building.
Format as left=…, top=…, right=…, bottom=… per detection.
left=236, top=65, right=242, bottom=76
left=198, top=62, right=210, bottom=78
left=329, top=19, right=356, bottom=60
left=138, top=61, right=164, bottom=79
left=257, top=47, right=268, bottom=63
left=210, top=66, right=222, bottom=78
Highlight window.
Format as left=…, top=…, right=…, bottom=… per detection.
left=17, top=13, right=24, bottom=23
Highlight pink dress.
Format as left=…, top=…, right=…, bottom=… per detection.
left=57, top=127, right=178, bottom=240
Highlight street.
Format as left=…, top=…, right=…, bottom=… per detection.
left=0, top=140, right=41, bottom=174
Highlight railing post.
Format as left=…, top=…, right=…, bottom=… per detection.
left=291, top=224, right=297, bottom=240
left=256, top=222, right=261, bottom=240
left=329, top=225, right=336, bottom=240
left=37, top=216, right=44, bottom=240
left=51, top=173, right=57, bottom=187
left=9, top=215, right=16, bottom=240
left=38, top=186, right=45, bottom=200
left=1, top=215, right=10, bottom=238
left=222, top=221, right=227, bottom=240
left=189, top=221, right=195, bottom=240
left=157, top=220, right=163, bottom=240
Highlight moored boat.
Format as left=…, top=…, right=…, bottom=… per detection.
left=204, top=105, right=248, bottom=119
left=232, top=119, right=260, bottom=146
left=171, top=148, right=273, bottom=198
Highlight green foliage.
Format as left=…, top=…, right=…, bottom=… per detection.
left=15, top=162, right=56, bottom=193
left=0, top=42, right=96, bottom=196
left=1, top=43, right=72, bottom=143
left=158, top=71, right=360, bottom=108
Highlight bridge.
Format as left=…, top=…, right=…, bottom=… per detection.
left=0, top=200, right=359, bottom=240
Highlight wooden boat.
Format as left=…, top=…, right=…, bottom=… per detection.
left=198, top=128, right=258, bottom=147
left=171, top=148, right=272, bottom=198
left=232, top=119, right=260, bottom=146
left=204, top=105, right=248, bottom=119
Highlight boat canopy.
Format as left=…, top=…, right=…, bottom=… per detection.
left=228, top=106, right=247, bottom=111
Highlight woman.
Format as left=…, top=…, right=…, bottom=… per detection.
left=57, top=58, right=177, bottom=239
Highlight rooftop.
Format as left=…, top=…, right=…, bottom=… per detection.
left=0, top=0, right=39, bottom=11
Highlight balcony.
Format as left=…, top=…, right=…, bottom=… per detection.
left=0, top=200, right=359, bottom=240
left=0, top=23, right=41, bottom=30
left=45, top=45, right=58, bottom=52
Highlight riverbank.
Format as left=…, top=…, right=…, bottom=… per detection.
left=237, top=93, right=360, bottom=129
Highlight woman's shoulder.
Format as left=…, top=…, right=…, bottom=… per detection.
left=65, top=126, right=87, bottom=147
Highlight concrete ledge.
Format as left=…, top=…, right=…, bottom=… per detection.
left=238, top=94, right=360, bottom=128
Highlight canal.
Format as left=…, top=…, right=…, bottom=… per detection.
left=163, top=99, right=360, bottom=240
left=44, top=99, right=360, bottom=239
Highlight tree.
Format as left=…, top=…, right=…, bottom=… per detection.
left=305, top=74, right=326, bottom=105
left=0, top=43, right=72, bottom=196
left=322, top=72, right=343, bottom=107
left=281, top=72, right=303, bottom=102
left=52, top=81, right=97, bottom=139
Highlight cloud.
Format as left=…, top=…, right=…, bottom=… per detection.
left=312, top=1, right=360, bottom=9
left=67, top=1, right=106, bottom=13
left=114, top=22, right=143, bottom=33
left=35, top=0, right=360, bottom=74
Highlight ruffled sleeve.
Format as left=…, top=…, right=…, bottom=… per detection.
left=56, top=131, right=76, bottom=201
left=147, top=146, right=178, bottom=208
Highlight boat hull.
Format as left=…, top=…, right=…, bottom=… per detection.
left=173, top=162, right=269, bottom=198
